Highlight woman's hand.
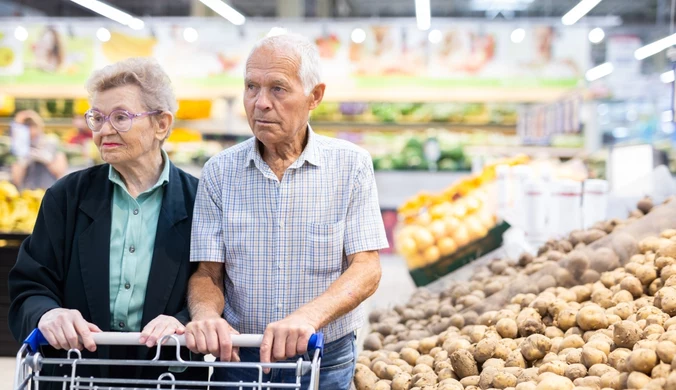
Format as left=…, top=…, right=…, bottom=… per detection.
left=139, top=315, right=185, bottom=347
left=38, top=308, right=101, bottom=352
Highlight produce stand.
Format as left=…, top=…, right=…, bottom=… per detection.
left=0, top=232, right=27, bottom=356
left=408, top=221, right=510, bottom=287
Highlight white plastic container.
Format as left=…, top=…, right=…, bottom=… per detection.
left=524, top=179, right=548, bottom=243
left=583, top=179, right=609, bottom=229
left=495, top=164, right=510, bottom=221
left=510, top=165, right=533, bottom=229
left=549, top=179, right=583, bottom=237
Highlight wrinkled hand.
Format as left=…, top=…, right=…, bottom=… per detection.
left=260, top=314, right=316, bottom=374
left=185, top=316, right=240, bottom=362
left=139, top=315, right=185, bottom=348
left=38, top=308, right=101, bottom=352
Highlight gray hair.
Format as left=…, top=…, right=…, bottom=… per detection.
left=85, top=57, right=178, bottom=116
left=246, top=33, right=322, bottom=96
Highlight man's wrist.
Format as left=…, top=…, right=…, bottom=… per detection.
left=192, top=309, right=222, bottom=321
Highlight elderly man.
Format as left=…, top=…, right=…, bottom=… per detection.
left=185, top=33, right=388, bottom=389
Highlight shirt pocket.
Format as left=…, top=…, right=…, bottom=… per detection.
left=305, top=221, right=346, bottom=275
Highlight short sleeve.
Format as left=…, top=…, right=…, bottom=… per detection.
left=343, top=154, right=389, bottom=256
left=190, top=158, right=226, bottom=263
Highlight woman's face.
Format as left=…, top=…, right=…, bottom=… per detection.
left=91, top=84, right=166, bottom=167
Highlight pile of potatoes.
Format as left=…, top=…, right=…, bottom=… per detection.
left=354, top=198, right=676, bottom=390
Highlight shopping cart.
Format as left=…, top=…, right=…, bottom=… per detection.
left=14, top=328, right=324, bottom=390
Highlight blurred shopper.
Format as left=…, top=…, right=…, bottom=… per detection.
left=185, top=33, right=389, bottom=389
left=9, top=57, right=206, bottom=389
left=10, top=110, right=68, bottom=190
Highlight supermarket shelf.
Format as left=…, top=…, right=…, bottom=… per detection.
left=1, top=84, right=576, bottom=103
left=310, top=122, right=517, bottom=133
left=464, top=145, right=584, bottom=158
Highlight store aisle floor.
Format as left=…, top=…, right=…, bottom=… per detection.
left=0, top=254, right=415, bottom=388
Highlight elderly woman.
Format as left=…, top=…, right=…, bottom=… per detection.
left=8, top=57, right=206, bottom=387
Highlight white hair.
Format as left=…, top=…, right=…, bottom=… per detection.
left=246, top=33, right=322, bottom=96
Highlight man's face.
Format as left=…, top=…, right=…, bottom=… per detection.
left=243, top=46, right=323, bottom=147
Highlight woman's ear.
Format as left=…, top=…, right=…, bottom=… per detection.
left=155, top=111, right=174, bottom=142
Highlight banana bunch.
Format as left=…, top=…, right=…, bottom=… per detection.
left=0, top=181, right=44, bottom=233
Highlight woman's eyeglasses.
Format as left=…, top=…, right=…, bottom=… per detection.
left=84, top=109, right=161, bottom=132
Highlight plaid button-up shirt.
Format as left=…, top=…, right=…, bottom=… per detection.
left=190, top=126, right=389, bottom=342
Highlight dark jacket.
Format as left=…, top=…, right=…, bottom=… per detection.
left=8, top=162, right=207, bottom=387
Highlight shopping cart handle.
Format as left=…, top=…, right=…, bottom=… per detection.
left=24, top=328, right=48, bottom=353
left=24, top=328, right=324, bottom=355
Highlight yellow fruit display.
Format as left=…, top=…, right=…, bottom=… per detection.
left=0, top=181, right=44, bottom=233
left=102, top=32, right=157, bottom=63
left=0, top=46, right=14, bottom=67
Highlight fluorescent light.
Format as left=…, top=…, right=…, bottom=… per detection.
left=96, top=27, right=111, bottom=42
left=635, top=33, right=676, bottom=60
left=588, top=27, right=605, bottom=44
left=183, top=27, right=198, bottom=43
left=199, top=0, right=245, bottom=26
left=585, top=62, right=613, bottom=81
left=511, top=28, right=525, bottom=43
left=471, top=0, right=534, bottom=11
left=70, top=0, right=145, bottom=29
left=351, top=28, right=366, bottom=44
left=663, top=111, right=674, bottom=123
left=14, top=26, right=27, bottom=41
left=428, top=29, right=442, bottom=44
left=562, top=0, right=603, bottom=26
left=415, top=0, right=431, bottom=31
left=661, top=70, right=676, bottom=83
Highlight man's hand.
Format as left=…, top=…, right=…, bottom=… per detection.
left=185, top=315, right=240, bottom=362
left=259, top=314, right=316, bottom=373
left=38, top=308, right=102, bottom=352
left=139, top=315, right=185, bottom=348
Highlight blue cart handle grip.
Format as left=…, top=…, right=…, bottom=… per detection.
left=308, top=333, right=324, bottom=357
left=24, top=328, right=48, bottom=353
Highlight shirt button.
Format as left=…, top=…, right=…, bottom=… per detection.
left=119, top=322, right=125, bottom=328
left=129, top=245, right=135, bottom=253
left=277, top=304, right=283, bottom=310
left=278, top=220, right=284, bottom=228
left=278, top=262, right=282, bottom=269
left=133, top=209, right=139, bottom=215
left=124, top=283, right=131, bottom=289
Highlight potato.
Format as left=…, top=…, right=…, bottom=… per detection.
left=608, top=348, right=631, bottom=371
left=545, top=326, right=565, bottom=339
left=538, top=360, right=567, bottom=376
left=655, top=286, right=676, bottom=316
left=573, top=375, right=601, bottom=388
left=564, top=363, right=587, bottom=381
left=613, top=320, right=642, bottom=348
left=521, top=334, right=552, bottom=361
left=656, top=340, right=676, bottom=364
left=436, top=378, right=463, bottom=390
left=577, top=305, right=608, bottom=331
left=492, top=372, right=518, bottom=389
left=374, top=380, right=391, bottom=390
left=627, top=372, right=651, bottom=389
left=560, top=335, right=585, bottom=350
left=619, top=275, right=643, bottom=298
left=496, top=318, right=519, bottom=339
left=412, top=363, right=433, bottom=375
left=601, top=371, right=621, bottom=390
left=410, top=371, right=438, bottom=388
left=535, top=375, right=574, bottom=390
left=459, top=375, right=480, bottom=387
left=399, top=347, right=421, bottom=366
left=636, top=264, right=659, bottom=286
left=516, top=383, right=537, bottom=390
left=581, top=270, right=601, bottom=285
left=588, top=363, right=615, bottom=377
left=478, top=366, right=499, bottom=389
left=566, top=349, right=583, bottom=365
left=581, top=346, right=607, bottom=368
left=626, top=348, right=658, bottom=374
left=506, top=349, right=527, bottom=368
left=391, top=372, right=412, bottom=390
left=449, top=349, right=478, bottom=378
left=355, top=363, right=381, bottom=390
left=364, top=333, right=384, bottom=351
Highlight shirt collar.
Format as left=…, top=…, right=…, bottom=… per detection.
left=108, top=149, right=171, bottom=195
left=246, top=124, right=322, bottom=169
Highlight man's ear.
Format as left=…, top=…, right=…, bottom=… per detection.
left=308, top=83, right=326, bottom=111
left=155, top=111, right=174, bottom=142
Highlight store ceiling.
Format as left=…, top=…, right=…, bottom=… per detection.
left=1, top=0, right=668, bottom=25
